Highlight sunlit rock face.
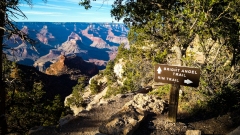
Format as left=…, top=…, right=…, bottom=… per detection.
left=81, top=27, right=109, bottom=49
left=45, top=54, right=99, bottom=80
left=36, top=25, right=56, bottom=45
left=58, top=32, right=84, bottom=55
left=114, top=58, right=125, bottom=79
left=33, top=49, right=62, bottom=72
left=106, top=29, right=129, bottom=45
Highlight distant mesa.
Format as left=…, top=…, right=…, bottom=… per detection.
left=106, top=29, right=129, bottom=46
left=21, top=26, right=29, bottom=34
left=34, top=32, right=88, bottom=72
left=81, top=27, right=109, bottom=49
left=58, top=32, right=85, bottom=55
left=90, top=37, right=110, bottom=48
left=88, top=59, right=107, bottom=70
left=4, top=26, right=29, bottom=48
left=36, top=25, right=55, bottom=45
left=67, top=32, right=82, bottom=42
left=108, top=50, right=118, bottom=60
left=33, top=49, right=62, bottom=71
left=45, top=54, right=99, bottom=80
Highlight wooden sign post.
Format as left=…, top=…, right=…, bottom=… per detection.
left=154, top=64, right=200, bottom=122
left=168, top=84, right=180, bottom=122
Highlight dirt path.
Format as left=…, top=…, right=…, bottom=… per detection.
left=32, top=93, right=239, bottom=135
left=59, top=93, right=134, bottom=135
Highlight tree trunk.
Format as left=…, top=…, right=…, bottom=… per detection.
left=0, top=1, right=7, bottom=134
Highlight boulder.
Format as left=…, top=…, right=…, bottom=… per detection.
left=123, top=94, right=166, bottom=114
left=99, top=108, right=146, bottom=135
left=186, top=130, right=201, bottom=135
left=99, top=94, right=167, bottom=135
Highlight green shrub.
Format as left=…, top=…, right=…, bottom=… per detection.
left=90, top=78, right=100, bottom=94
left=66, top=76, right=87, bottom=107
left=148, top=84, right=170, bottom=98
left=103, top=60, right=115, bottom=76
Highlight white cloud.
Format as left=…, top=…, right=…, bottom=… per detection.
left=24, top=11, right=64, bottom=15
left=37, top=3, right=71, bottom=10
left=20, top=3, right=71, bottom=10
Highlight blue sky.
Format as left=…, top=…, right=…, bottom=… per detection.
left=17, top=0, right=118, bottom=22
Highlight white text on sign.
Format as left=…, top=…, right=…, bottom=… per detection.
left=157, top=76, right=179, bottom=82
left=163, top=67, right=198, bottom=78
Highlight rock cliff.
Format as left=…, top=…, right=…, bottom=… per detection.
left=106, top=29, right=129, bottom=45
left=33, top=49, right=62, bottom=72
left=36, top=25, right=55, bottom=45
left=45, top=54, right=99, bottom=80
left=57, top=32, right=85, bottom=55
left=81, top=27, right=109, bottom=49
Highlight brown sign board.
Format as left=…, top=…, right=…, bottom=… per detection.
left=154, top=64, right=200, bottom=87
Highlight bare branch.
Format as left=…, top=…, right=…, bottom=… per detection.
left=214, top=2, right=231, bottom=21
left=190, top=18, right=198, bottom=30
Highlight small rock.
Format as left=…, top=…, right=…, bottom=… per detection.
left=186, top=130, right=201, bottom=135
left=59, top=114, right=75, bottom=126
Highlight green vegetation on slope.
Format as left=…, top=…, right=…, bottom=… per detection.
left=66, top=76, right=88, bottom=107
left=3, top=59, right=66, bottom=134
left=80, top=0, right=240, bottom=118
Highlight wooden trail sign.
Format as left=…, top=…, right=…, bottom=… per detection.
left=154, top=64, right=200, bottom=87
left=154, top=64, right=200, bottom=122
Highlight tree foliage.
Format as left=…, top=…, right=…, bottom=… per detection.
left=0, top=1, right=62, bottom=134
left=66, top=76, right=87, bottom=107
left=3, top=59, right=65, bottom=134
left=80, top=0, right=240, bottom=112
left=110, top=0, right=240, bottom=64
left=90, top=78, right=101, bottom=94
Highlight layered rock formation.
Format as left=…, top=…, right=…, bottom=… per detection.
left=34, top=32, right=88, bottom=72
left=107, top=46, right=119, bottom=60
left=4, top=26, right=40, bottom=65
left=36, top=25, right=55, bottom=45
left=81, top=27, right=109, bottom=49
left=45, top=54, right=99, bottom=80
left=88, top=59, right=107, bottom=69
left=106, top=29, right=129, bottom=45
left=57, top=32, right=84, bottom=55
left=4, top=26, right=28, bottom=48
left=33, top=49, right=62, bottom=72
left=6, top=43, right=39, bottom=66
left=4, top=22, right=129, bottom=71
left=90, top=37, right=109, bottom=48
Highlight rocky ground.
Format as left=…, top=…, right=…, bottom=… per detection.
left=30, top=92, right=240, bottom=135
left=133, top=112, right=238, bottom=135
